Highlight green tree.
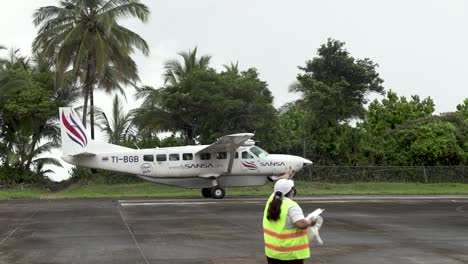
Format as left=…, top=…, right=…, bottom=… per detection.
left=163, top=47, right=211, bottom=85
left=0, top=48, right=30, bottom=71
left=359, top=90, right=436, bottom=165
left=291, top=38, right=384, bottom=124
left=0, top=50, right=79, bottom=184
left=456, top=98, right=468, bottom=119
left=386, top=120, right=464, bottom=165
left=33, top=0, right=150, bottom=139
left=95, top=94, right=136, bottom=145
left=135, top=57, right=275, bottom=144
left=290, top=39, right=384, bottom=164
left=363, top=90, right=435, bottom=132
left=257, top=103, right=306, bottom=155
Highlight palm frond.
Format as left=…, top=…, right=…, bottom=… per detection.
left=32, top=157, right=63, bottom=168
left=111, top=24, right=149, bottom=56
left=99, top=1, right=150, bottom=23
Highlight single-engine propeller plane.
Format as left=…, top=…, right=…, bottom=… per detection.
left=59, top=107, right=312, bottom=199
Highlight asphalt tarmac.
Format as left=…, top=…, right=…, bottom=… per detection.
left=0, top=195, right=467, bottom=264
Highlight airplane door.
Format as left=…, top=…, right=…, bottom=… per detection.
left=154, top=153, right=169, bottom=176
left=167, top=153, right=181, bottom=177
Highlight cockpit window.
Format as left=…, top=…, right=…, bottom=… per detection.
left=242, top=151, right=254, bottom=159
left=250, top=146, right=269, bottom=158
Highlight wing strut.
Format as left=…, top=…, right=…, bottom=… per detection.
left=226, top=145, right=237, bottom=174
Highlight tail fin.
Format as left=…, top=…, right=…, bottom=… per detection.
left=59, top=107, right=92, bottom=156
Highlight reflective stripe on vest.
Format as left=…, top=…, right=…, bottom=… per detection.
left=265, top=242, right=309, bottom=252
left=262, top=194, right=310, bottom=260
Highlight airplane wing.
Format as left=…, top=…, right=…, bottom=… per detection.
left=195, top=133, right=254, bottom=154
left=196, top=133, right=254, bottom=174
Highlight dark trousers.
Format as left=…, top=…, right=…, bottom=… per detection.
left=266, top=256, right=304, bottom=264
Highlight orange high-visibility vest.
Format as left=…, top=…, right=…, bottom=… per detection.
left=263, top=195, right=310, bottom=260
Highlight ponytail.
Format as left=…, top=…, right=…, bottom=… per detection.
left=267, top=191, right=283, bottom=221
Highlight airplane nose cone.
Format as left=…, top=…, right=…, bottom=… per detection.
left=302, top=158, right=313, bottom=167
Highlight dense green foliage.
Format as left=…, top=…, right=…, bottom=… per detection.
left=0, top=1, right=466, bottom=188
left=134, top=49, right=276, bottom=144
left=0, top=50, right=80, bottom=185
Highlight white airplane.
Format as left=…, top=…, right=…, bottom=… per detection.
left=59, top=107, right=313, bottom=199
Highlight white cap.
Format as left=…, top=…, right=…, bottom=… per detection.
left=274, top=179, right=294, bottom=196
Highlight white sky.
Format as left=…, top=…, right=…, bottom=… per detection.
left=1, top=0, right=467, bottom=181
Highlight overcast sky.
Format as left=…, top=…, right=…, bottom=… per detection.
left=1, top=0, right=467, bottom=181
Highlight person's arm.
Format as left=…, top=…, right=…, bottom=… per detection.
left=294, top=219, right=316, bottom=229
left=289, top=205, right=315, bottom=229
left=270, top=166, right=295, bottom=180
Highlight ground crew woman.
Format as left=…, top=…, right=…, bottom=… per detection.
left=263, top=179, right=315, bottom=264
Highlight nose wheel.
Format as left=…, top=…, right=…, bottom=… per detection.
left=211, top=186, right=225, bottom=199
left=201, top=186, right=226, bottom=199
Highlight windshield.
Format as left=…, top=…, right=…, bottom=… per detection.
left=250, top=146, right=269, bottom=158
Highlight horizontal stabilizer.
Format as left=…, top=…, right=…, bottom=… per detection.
left=70, top=151, right=96, bottom=157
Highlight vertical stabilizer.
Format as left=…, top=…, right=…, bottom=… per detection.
left=59, top=107, right=91, bottom=156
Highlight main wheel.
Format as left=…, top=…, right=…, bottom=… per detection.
left=201, top=188, right=212, bottom=198
left=211, top=186, right=225, bottom=199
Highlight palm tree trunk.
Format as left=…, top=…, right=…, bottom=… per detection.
left=90, top=86, right=95, bottom=139
left=82, top=87, right=89, bottom=127
left=84, top=52, right=96, bottom=139
left=25, top=134, right=39, bottom=170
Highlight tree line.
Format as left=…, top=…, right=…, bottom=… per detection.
left=0, top=0, right=466, bottom=186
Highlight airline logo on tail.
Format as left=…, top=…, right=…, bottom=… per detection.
left=61, top=111, right=88, bottom=148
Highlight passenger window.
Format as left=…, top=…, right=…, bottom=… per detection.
left=200, top=153, right=211, bottom=160
left=216, top=152, right=227, bottom=159
left=183, top=153, right=193, bottom=160
left=235, top=152, right=239, bottom=159
left=143, top=155, right=154, bottom=162
left=156, top=154, right=167, bottom=162
left=169, top=154, right=180, bottom=161
left=242, top=151, right=254, bottom=159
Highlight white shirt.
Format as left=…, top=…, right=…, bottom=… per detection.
left=284, top=197, right=306, bottom=230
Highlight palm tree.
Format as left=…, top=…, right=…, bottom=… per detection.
left=32, top=0, right=150, bottom=139
left=0, top=48, right=30, bottom=71
left=133, top=48, right=212, bottom=144
left=222, top=61, right=240, bottom=75
left=95, top=94, right=136, bottom=145
left=163, top=47, right=211, bottom=85
left=0, top=50, right=79, bottom=182
left=0, top=118, right=62, bottom=174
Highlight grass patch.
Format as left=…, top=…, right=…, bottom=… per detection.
left=1, top=182, right=468, bottom=200
left=0, top=187, right=44, bottom=199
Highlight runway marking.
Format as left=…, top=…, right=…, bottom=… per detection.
left=119, top=195, right=468, bottom=205
left=120, top=200, right=362, bottom=206
left=117, top=205, right=149, bottom=264
left=119, top=195, right=468, bottom=208
left=0, top=211, right=37, bottom=247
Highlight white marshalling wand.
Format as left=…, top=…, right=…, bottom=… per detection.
left=306, top=208, right=325, bottom=245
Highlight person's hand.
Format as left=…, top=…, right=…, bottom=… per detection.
left=308, top=219, right=316, bottom=227
left=286, top=166, right=295, bottom=178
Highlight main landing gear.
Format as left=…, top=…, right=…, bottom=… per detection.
left=201, top=186, right=226, bottom=199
